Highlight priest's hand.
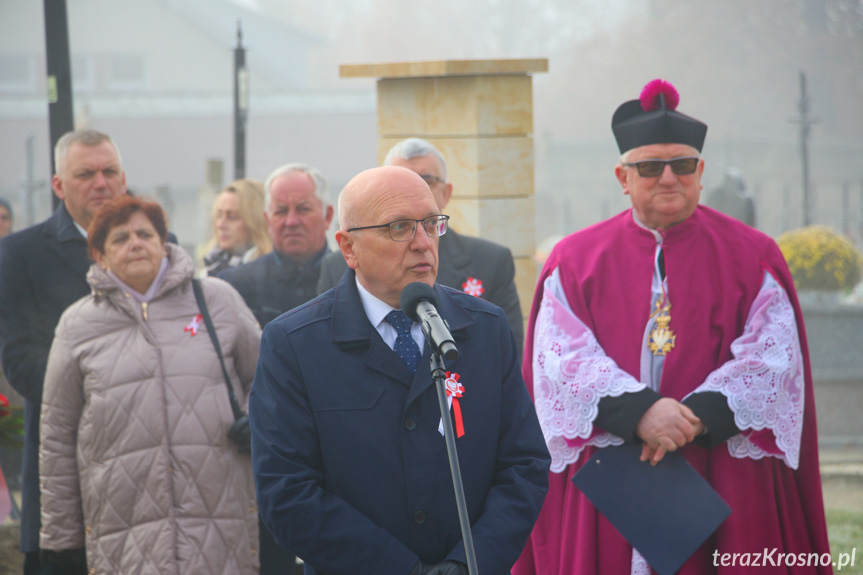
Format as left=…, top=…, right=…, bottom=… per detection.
left=636, top=398, right=703, bottom=465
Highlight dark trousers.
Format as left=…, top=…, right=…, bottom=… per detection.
left=23, top=552, right=87, bottom=575
left=259, top=515, right=301, bottom=575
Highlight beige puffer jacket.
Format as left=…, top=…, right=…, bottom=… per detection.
left=39, top=244, right=260, bottom=574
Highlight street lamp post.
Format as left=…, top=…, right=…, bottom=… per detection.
left=233, top=21, right=249, bottom=180
left=43, top=0, right=75, bottom=209
left=790, top=71, right=818, bottom=227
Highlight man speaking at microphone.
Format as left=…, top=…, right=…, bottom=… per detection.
left=249, top=166, right=550, bottom=575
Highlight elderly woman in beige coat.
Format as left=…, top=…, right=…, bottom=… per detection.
left=39, top=195, right=260, bottom=574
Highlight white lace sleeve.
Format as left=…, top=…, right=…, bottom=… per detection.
left=689, top=273, right=805, bottom=469
left=534, top=270, right=646, bottom=472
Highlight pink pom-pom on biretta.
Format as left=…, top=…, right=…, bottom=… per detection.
left=640, top=79, right=679, bottom=112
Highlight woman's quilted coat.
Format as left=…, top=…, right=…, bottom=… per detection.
left=39, top=244, right=261, bottom=574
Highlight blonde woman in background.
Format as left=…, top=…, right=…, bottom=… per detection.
left=201, top=179, right=272, bottom=276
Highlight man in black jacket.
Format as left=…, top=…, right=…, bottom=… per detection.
left=219, top=163, right=333, bottom=328
left=0, top=129, right=128, bottom=575
left=218, top=162, right=333, bottom=575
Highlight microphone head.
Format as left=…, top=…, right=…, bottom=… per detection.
left=400, top=282, right=439, bottom=322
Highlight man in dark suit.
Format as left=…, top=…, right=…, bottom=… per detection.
left=219, top=162, right=333, bottom=575
left=317, top=138, right=524, bottom=356
left=0, top=129, right=128, bottom=574
left=220, top=163, right=333, bottom=328
left=250, top=165, right=550, bottom=575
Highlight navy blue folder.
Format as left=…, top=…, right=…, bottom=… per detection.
left=572, top=443, right=731, bottom=575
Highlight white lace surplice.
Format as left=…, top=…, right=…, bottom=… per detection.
left=533, top=269, right=645, bottom=472
left=533, top=268, right=805, bottom=474
left=688, top=272, right=805, bottom=469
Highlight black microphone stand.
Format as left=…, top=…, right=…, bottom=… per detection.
left=429, top=352, right=479, bottom=575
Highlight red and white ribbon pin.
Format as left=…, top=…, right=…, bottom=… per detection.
left=184, top=314, right=204, bottom=336
left=438, top=371, right=465, bottom=438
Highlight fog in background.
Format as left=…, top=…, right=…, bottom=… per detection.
left=1, top=0, right=862, bottom=251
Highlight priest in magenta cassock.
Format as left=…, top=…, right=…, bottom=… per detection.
left=513, top=80, right=832, bottom=574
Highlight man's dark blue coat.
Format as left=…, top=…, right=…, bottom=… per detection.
left=250, top=271, right=550, bottom=575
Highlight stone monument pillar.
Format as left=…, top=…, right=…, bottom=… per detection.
left=339, top=59, right=548, bottom=329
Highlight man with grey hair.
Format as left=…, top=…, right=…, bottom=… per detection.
left=0, top=129, right=128, bottom=574
left=219, top=162, right=332, bottom=575
left=220, top=162, right=333, bottom=327
left=318, top=138, right=524, bottom=356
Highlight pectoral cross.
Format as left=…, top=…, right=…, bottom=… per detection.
left=648, top=301, right=676, bottom=356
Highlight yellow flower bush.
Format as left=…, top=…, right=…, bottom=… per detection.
left=777, top=226, right=863, bottom=292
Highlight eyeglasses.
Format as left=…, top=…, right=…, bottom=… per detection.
left=418, top=174, right=446, bottom=187
left=623, top=156, right=699, bottom=178
left=347, top=215, right=449, bottom=242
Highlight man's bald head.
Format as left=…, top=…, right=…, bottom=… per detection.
left=338, top=166, right=429, bottom=231
left=335, top=166, right=442, bottom=308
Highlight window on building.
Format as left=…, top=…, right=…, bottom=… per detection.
left=0, top=55, right=34, bottom=93
left=107, top=55, right=146, bottom=90
left=71, top=55, right=93, bottom=93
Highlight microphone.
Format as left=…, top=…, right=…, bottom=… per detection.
left=400, top=282, right=459, bottom=361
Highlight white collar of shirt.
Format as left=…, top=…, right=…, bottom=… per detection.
left=631, top=210, right=663, bottom=243
left=74, top=220, right=88, bottom=238
left=354, top=276, right=426, bottom=352
left=631, top=210, right=666, bottom=286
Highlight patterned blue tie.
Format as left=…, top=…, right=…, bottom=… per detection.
left=385, top=310, right=421, bottom=373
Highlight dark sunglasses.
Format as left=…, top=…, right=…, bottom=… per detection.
left=623, top=156, right=699, bottom=178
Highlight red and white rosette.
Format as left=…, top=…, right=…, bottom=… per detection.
left=438, top=371, right=465, bottom=438
left=462, top=277, right=484, bottom=297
